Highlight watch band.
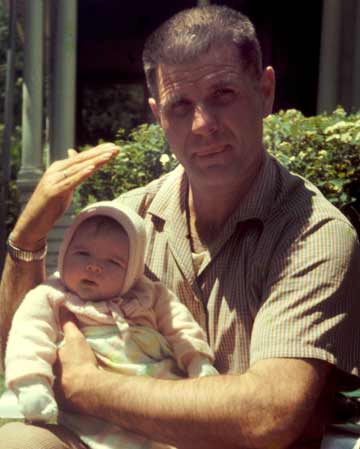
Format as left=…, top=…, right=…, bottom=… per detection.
left=6, top=233, right=48, bottom=262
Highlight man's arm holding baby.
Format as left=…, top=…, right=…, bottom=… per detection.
left=0, top=144, right=119, bottom=367
left=57, top=316, right=332, bottom=449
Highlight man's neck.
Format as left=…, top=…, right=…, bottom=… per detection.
left=187, top=158, right=264, bottom=250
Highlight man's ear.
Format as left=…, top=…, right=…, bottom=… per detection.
left=260, top=66, right=275, bottom=118
left=148, top=98, right=161, bottom=123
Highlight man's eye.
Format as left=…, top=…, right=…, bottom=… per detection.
left=213, top=88, right=235, bottom=103
left=169, top=100, right=193, bottom=117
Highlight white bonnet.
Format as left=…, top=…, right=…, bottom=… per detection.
left=58, top=201, right=147, bottom=294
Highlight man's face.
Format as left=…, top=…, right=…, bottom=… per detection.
left=63, top=220, right=129, bottom=301
left=149, top=44, right=275, bottom=192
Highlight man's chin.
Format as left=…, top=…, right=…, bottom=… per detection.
left=190, top=164, right=239, bottom=188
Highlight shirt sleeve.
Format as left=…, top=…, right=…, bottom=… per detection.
left=5, top=283, right=60, bottom=388
left=153, top=282, right=215, bottom=371
left=250, top=216, right=360, bottom=381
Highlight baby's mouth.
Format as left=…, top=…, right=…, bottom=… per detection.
left=81, top=279, right=97, bottom=287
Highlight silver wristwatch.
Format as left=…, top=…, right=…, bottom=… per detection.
left=6, top=233, right=48, bottom=262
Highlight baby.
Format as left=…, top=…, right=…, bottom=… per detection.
left=5, top=201, right=218, bottom=449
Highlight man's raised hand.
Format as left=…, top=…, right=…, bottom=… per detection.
left=11, top=143, right=119, bottom=250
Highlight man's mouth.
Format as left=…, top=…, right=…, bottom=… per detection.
left=195, top=144, right=230, bottom=157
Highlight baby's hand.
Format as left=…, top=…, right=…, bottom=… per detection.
left=196, top=363, right=219, bottom=377
left=14, top=377, right=58, bottom=422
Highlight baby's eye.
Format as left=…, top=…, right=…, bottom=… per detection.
left=76, top=251, right=89, bottom=257
left=109, top=260, right=125, bottom=269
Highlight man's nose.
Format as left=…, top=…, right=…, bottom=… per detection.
left=86, top=262, right=102, bottom=274
left=192, top=104, right=218, bottom=136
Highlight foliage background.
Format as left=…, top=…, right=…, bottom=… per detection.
left=73, top=123, right=177, bottom=211
left=77, top=83, right=148, bottom=146
left=73, top=107, right=360, bottom=236
left=0, top=4, right=23, bottom=126
left=1, top=124, right=21, bottom=235
left=0, top=3, right=23, bottom=243
left=3, top=107, right=360, bottom=238
left=265, top=108, right=360, bottom=209
left=265, top=108, right=360, bottom=234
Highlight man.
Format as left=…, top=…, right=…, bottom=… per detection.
left=0, top=5, right=359, bottom=449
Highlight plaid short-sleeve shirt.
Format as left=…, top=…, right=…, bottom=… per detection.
left=117, top=154, right=360, bottom=380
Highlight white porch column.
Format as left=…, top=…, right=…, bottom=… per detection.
left=47, top=0, right=78, bottom=272
left=50, top=0, right=77, bottom=161
left=317, top=0, right=342, bottom=113
left=17, top=0, right=44, bottom=206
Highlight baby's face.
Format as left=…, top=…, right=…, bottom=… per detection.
left=63, top=219, right=129, bottom=301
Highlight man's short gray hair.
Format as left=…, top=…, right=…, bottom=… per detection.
left=142, top=5, right=263, bottom=99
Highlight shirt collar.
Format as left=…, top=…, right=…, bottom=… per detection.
left=147, top=164, right=187, bottom=222
left=227, top=153, right=278, bottom=225
left=147, top=153, right=278, bottom=226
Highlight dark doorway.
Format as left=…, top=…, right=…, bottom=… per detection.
left=75, top=0, right=324, bottom=146
left=216, top=0, right=323, bottom=115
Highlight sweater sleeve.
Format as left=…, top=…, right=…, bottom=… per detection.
left=153, top=282, right=215, bottom=372
left=5, top=282, right=61, bottom=389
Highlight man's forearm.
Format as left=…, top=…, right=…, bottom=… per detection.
left=92, top=372, right=262, bottom=448
left=63, top=359, right=330, bottom=449
left=0, top=255, right=45, bottom=368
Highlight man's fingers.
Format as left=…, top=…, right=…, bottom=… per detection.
left=58, top=307, right=79, bottom=334
left=73, top=143, right=119, bottom=162
left=57, top=307, right=98, bottom=370
left=48, top=144, right=120, bottom=190
left=14, top=143, right=120, bottom=245
left=56, top=144, right=120, bottom=178
left=59, top=144, right=119, bottom=171
left=71, top=143, right=120, bottom=165
left=67, top=148, right=78, bottom=158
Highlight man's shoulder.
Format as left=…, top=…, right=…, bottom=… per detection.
left=260, top=157, right=359, bottom=258
left=112, top=167, right=181, bottom=218
left=273, top=158, right=351, bottom=225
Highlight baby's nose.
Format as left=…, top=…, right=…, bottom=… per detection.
left=86, top=263, right=102, bottom=274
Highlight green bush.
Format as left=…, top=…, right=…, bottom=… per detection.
left=79, top=84, right=147, bottom=145
left=73, top=123, right=178, bottom=211
left=264, top=108, right=360, bottom=207
left=1, top=124, right=21, bottom=236
left=6, top=108, right=360, bottom=237
left=264, top=107, right=360, bottom=233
